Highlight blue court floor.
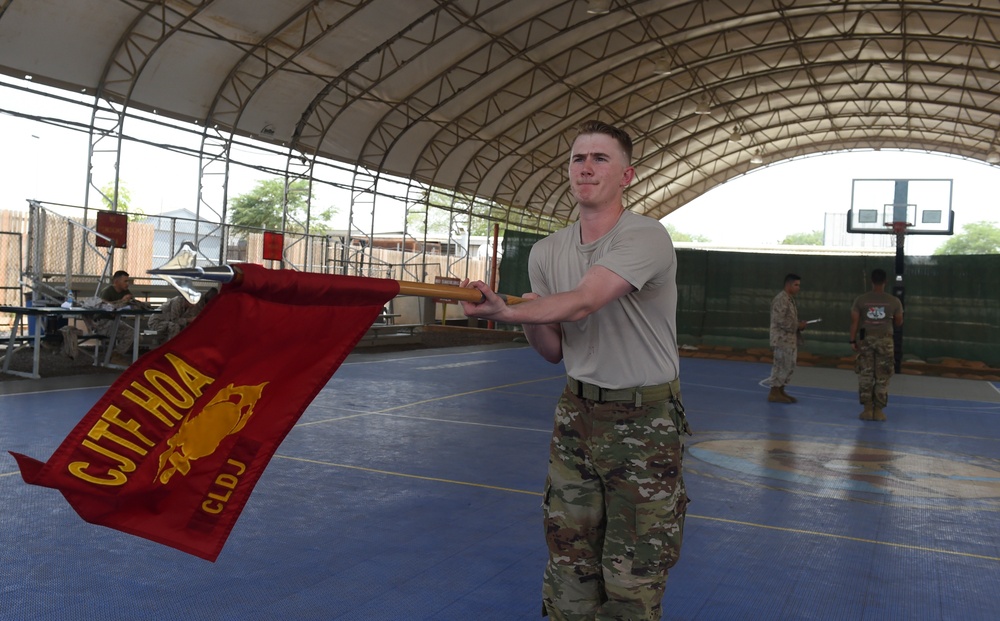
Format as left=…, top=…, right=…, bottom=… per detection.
left=2, top=344, right=999, bottom=620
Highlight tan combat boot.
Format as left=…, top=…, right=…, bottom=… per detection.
left=859, top=404, right=874, bottom=421
left=779, top=387, right=798, bottom=403
left=768, top=387, right=792, bottom=403
left=872, top=406, right=887, bottom=422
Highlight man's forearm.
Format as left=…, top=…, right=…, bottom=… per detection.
left=521, top=291, right=595, bottom=324
left=474, top=290, right=595, bottom=326
left=523, top=323, right=562, bottom=363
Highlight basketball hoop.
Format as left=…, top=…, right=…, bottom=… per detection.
left=847, top=180, right=956, bottom=238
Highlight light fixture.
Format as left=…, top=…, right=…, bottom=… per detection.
left=750, top=149, right=763, bottom=164
left=261, top=124, right=275, bottom=136
left=586, top=0, right=612, bottom=14
left=652, top=54, right=672, bottom=75
left=987, top=149, right=1000, bottom=164
left=693, top=94, right=712, bottom=115
left=728, top=126, right=743, bottom=143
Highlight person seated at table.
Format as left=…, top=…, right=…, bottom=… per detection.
left=92, top=270, right=143, bottom=364
left=149, top=288, right=218, bottom=343
left=100, top=270, right=134, bottom=306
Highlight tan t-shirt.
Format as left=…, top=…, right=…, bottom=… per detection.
left=528, top=211, right=679, bottom=389
left=852, top=291, right=903, bottom=338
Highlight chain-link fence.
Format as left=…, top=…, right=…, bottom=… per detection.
left=5, top=202, right=997, bottom=365
left=0, top=230, right=22, bottom=307
left=2, top=203, right=491, bottom=307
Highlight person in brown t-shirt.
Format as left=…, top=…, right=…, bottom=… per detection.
left=849, top=268, right=904, bottom=421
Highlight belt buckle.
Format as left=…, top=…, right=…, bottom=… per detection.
left=571, top=378, right=610, bottom=403
left=579, top=381, right=603, bottom=402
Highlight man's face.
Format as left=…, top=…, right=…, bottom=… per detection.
left=786, top=280, right=801, bottom=295
left=113, top=275, right=130, bottom=292
left=569, top=133, right=633, bottom=208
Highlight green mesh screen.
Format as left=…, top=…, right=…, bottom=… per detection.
left=897, top=255, right=1000, bottom=365
left=677, top=250, right=1000, bottom=367
left=500, top=236, right=999, bottom=367
left=498, top=230, right=546, bottom=298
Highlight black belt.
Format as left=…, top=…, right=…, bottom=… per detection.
left=566, top=376, right=680, bottom=406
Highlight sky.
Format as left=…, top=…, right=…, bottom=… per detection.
left=663, top=150, right=1000, bottom=256
left=2, top=76, right=999, bottom=256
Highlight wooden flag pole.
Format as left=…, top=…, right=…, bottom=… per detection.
left=149, top=257, right=523, bottom=306
left=395, top=280, right=523, bottom=305
left=225, top=265, right=523, bottom=305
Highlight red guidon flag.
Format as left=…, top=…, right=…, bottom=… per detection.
left=10, top=263, right=399, bottom=561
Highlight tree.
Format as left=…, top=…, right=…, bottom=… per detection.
left=407, top=189, right=494, bottom=236
left=100, top=181, right=145, bottom=221
left=665, top=223, right=710, bottom=243
left=227, top=178, right=335, bottom=233
left=933, top=221, right=1000, bottom=255
left=406, top=205, right=452, bottom=235
left=781, top=230, right=823, bottom=245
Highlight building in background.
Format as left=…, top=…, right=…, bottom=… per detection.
left=143, top=209, right=224, bottom=267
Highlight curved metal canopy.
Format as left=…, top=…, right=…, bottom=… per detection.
left=1, top=0, right=999, bottom=230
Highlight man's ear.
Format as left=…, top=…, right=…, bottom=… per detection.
left=621, top=166, right=636, bottom=187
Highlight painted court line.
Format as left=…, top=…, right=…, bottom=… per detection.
left=272, top=454, right=1000, bottom=564
left=294, top=374, right=562, bottom=427
left=376, top=411, right=550, bottom=433
left=275, top=454, right=540, bottom=496
left=372, top=375, right=564, bottom=414
left=695, top=514, right=1000, bottom=563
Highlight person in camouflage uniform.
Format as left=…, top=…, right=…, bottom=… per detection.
left=461, top=120, right=690, bottom=620
left=96, top=270, right=137, bottom=358
left=850, top=269, right=904, bottom=421
left=544, top=387, right=689, bottom=620
left=766, top=273, right=807, bottom=403
left=149, top=288, right=217, bottom=343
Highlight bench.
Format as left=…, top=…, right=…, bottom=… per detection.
left=0, top=330, right=110, bottom=377
left=373, top=312, right=401, bottom=326
left=1, top=305, right=154, bottom=377
left=356, top=323, right=422, bottom=348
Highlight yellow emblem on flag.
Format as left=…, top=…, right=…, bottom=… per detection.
left=156, top=382, right=269, bottom=484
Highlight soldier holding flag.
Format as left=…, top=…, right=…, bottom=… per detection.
left=461, top=120, right=690, bottom=621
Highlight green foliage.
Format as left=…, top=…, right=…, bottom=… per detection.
left=100, top=181, right=144, bottom=222
left=933, top=221, right=1000, bottom=255
left=227, top=178, right=335, bottom=233
left=405, top=186, right=548, bottom=240
left=406, top=205, right=452, bottom=235
left=781, top=230, right=823, bottom=245
left=407, top=189, right=494, bottom=236
left=665, top=223, right=710, bottom=243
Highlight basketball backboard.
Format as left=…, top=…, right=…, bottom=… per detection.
left=847, top=178, right=954, bottom=235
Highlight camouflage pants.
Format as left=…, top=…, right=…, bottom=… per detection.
left=541, top=388, right=689, bottom=621
left=93, top=318, right=134, bottom=355
left=766, top=345, right=797, bottom=387
left=153, top=320, right=185, bottom=343
left=855, top=336, right=895, bottom=407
